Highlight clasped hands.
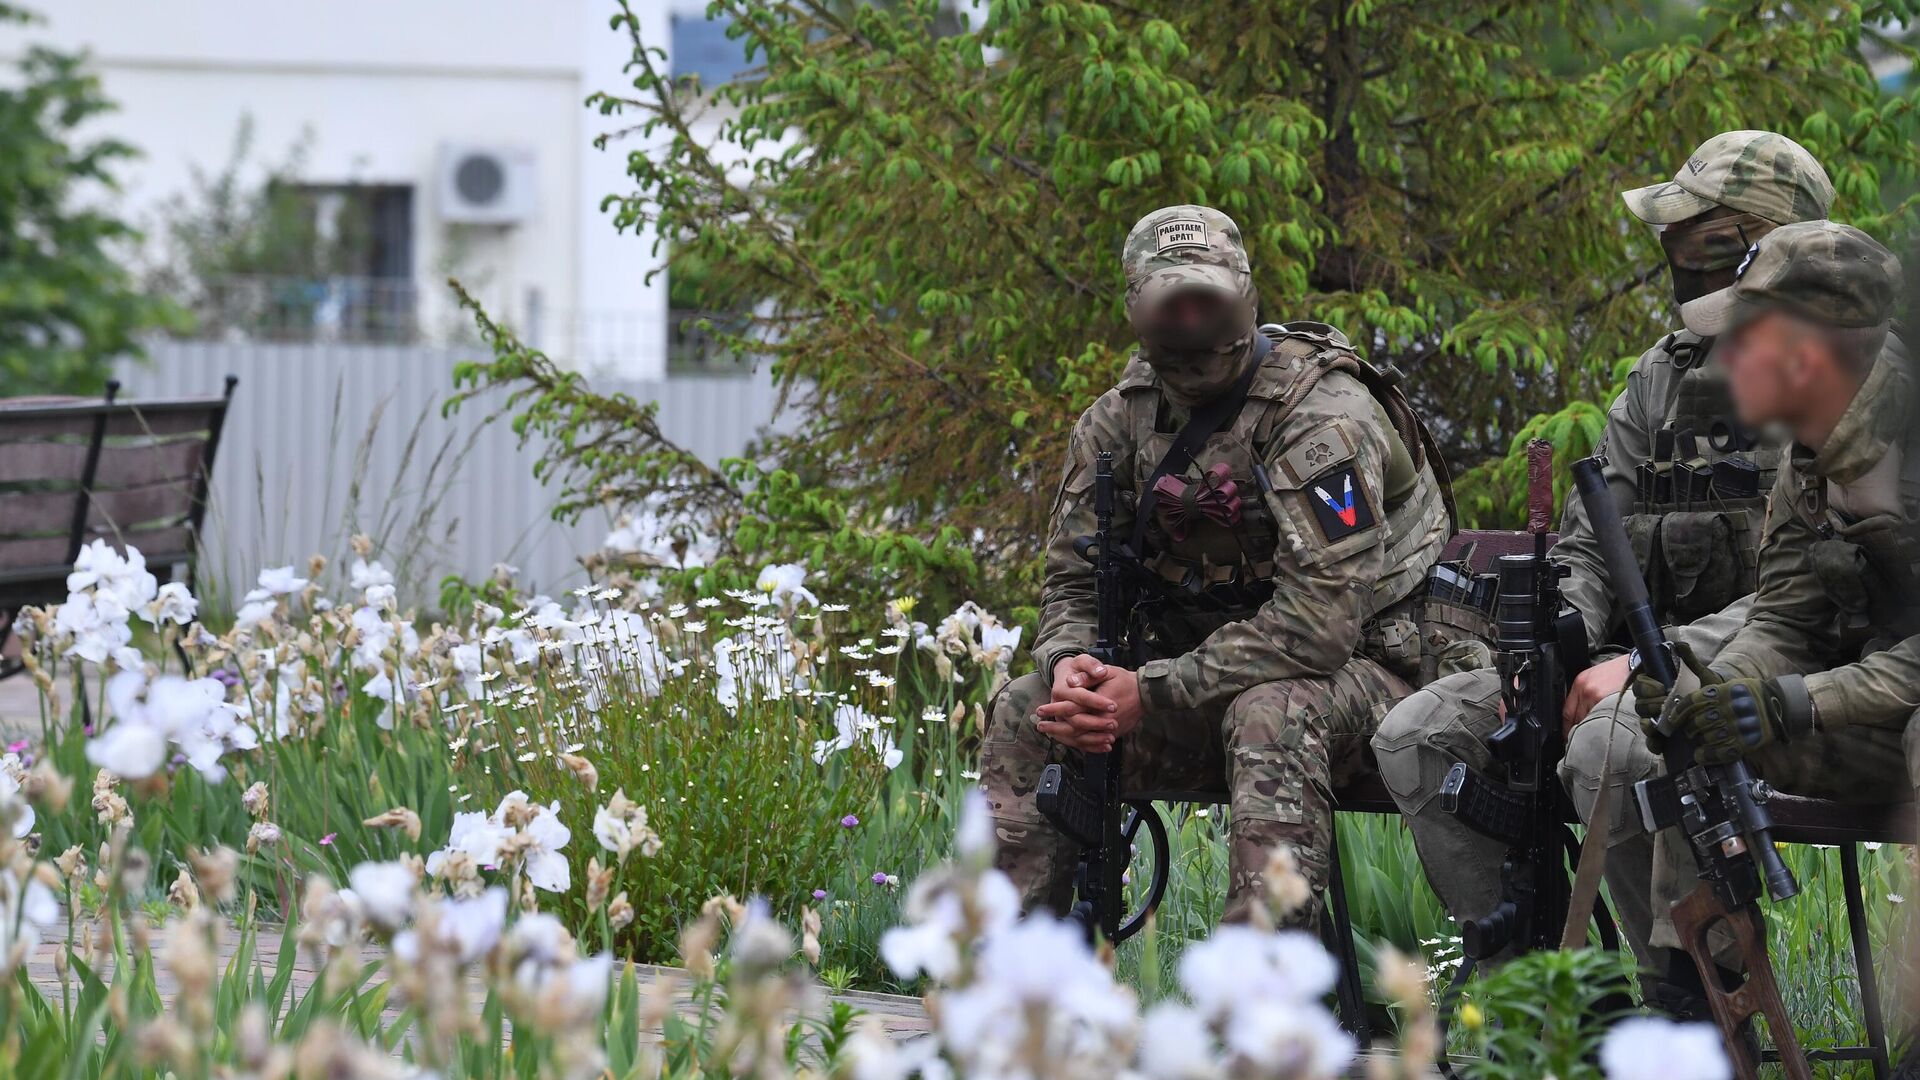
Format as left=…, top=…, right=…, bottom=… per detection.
left=1034, top=654, right=1147, bottom=753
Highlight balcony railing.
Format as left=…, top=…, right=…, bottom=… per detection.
left=171, top=276, right=760, bottom=376
left=184, top=275, right=426, bottom=345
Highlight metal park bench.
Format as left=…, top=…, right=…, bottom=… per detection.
left=0, top=378, right=236, bottom=677
left=1131, top=530, right=1915, bottom=1077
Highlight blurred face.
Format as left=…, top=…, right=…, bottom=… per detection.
left=1718, top=312, right=1813, bottom=428
left=1134, top=286, right=1256, bottom=407
left=1137, top=289, right=1235, bottom=351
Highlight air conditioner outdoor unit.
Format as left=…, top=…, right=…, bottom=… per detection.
left=439, top=144, right=535, bottom=225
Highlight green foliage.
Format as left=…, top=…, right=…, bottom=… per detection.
left=34, top=663, right=469, bottom=894
left=527, top=0, right=1920, bottom=580
left=445, top=282, right=987, bottom=609
left=137, top=117, right=386, bottom=336
left=0, top=892, right=830, bottom=1079
left=1457, top=948, right=1636, bottom=1080
left=0, top=3, right=185, bottom=394
left=494, top=645, right=889, bottom=964
left=1454, top=396, right=1612, bottom=528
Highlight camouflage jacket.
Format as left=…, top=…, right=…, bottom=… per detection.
left=1716, top=353, right=1920, bottom=728
left=1031, top=325, right=1451, bottom=713
left=1551, top=330, right=1780, bottom=654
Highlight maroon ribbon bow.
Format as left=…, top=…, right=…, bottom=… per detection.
left=1153, top=462, right=1243, bottom=541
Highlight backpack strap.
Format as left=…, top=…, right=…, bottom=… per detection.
left=1262, top=322, right=1459, bottom=530
left=1127, top=333, right=1271, bottom=559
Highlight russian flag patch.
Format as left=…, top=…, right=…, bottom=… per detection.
left=1307, top=467, right=1375, bottom=541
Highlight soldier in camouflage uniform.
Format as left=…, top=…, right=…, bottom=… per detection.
left=1592, top=222, right=1919, bottom=993
left=1372, top=130, right=1846, bottom=965
left=979, top=205, right=1451, bottom=926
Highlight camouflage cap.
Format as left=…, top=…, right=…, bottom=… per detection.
left=1680, top=220, right=1902, bottom=336
left=1123, top=205, right=1253, bottom=310
left=1622, top=130, right=1834, bottom=226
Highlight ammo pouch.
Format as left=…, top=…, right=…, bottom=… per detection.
left=1361, top=602, right=1426, bottom=685
left=1809, top=536, right=1878, bottom=653
left=1624, top=508, right=1760, bottom=626
left=1412, top=560, right=1497, bottom=685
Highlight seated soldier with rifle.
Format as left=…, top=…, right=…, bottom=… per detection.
left=979, top=204, right=1452, bottom=933
left=1372, top=131, right=1871, bottom=995
left=1582, top=221, right=1919, bottom=1062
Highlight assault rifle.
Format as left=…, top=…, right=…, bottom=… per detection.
left=1572, top=454, right=1810, bottom=1080
left=1438, top=440, right=1593, bottom=959
left=1035, top=450, right=1171, bottom=943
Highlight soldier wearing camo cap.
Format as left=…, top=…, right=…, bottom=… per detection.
left=1583, top=220, right=1920, bottom=998
left=1372, top=131, right=1901, bottom=1006
left=979, top=204, right=1452, bottom=926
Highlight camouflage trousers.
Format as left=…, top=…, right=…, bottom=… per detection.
left=1562, top=701, right=1918, bottom=969
left=979, top=657, right=1407, bottom=928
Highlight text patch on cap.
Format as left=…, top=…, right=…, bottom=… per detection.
left=1156, top=219, right=1208, bottom=252
left=1307, top=466, right=1375, bottom=542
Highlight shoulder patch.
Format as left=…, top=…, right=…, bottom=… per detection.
left=1306, top=466, right=1376, bottom=542
left=1277, top=426, right=1357, bottom=487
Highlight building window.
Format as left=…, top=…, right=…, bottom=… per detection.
left=293, top=183, right=414, bottom=281
left=196, top=182, right=418, bottom=343
left=669, top=13, right=751, bottom=87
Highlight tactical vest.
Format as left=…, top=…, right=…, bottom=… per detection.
left=1623, top=332, right=1781, bottom=626
left=1787, top=429, right=1920, bottom=660
left=1115, top=322, right=1447, bottom=662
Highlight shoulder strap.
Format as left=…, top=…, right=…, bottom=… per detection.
left=1315, top=350, right=1460, bottom=530
left=1128, top=333, right=1270, bottom=557
left=1900, top=425, right=1920, bottom=520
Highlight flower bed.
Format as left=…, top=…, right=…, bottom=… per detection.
left=0, top=538, right=1882, bottom=1077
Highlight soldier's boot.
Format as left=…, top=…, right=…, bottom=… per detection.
left=1220, top=660, right=1404, bottom=929
left=979, top=671, right=1076, bottom=914
left=1371, top=668, right=1513, bottom=944
left=1645, top=952, right=1762, bottom=1064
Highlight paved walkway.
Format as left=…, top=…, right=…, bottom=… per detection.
left=0, top=675, right=40, bottom=744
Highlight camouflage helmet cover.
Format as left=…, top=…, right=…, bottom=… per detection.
left=1622, top=129, right=1835, bottom=226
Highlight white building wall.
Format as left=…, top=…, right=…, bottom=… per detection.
left=6, top=0, right=708, bottom=378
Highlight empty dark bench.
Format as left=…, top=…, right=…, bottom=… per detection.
left=0, top=378, right=236, bottom=677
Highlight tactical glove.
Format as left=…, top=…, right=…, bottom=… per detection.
left=1629, top=639, right=1709, bottom=736
left=1634, top=641, right=1814, bottom=764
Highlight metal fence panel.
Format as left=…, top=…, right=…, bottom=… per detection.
left=111, top=342, right=783, bottom=604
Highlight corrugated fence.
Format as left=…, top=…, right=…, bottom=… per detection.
left=111, top=342, right=785, bottom=603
